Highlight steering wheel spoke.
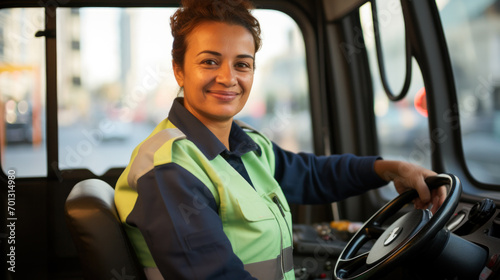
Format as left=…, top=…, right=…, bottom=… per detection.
left=364, top=224, right=385, bottom=239
left=336, top=252, right=370, bottom=279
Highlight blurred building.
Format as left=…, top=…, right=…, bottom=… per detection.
left=0, top=8, right=45, bottom=144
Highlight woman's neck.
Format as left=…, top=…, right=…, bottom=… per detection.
left=203, top=118, right=233, bottom=151
left=181, top=100, right=233, bottom=150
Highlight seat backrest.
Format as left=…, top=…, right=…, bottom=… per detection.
left=65, top=179, right=147, bottom=280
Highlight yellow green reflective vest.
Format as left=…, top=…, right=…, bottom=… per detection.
left=115, top=117, right=295, bottom=280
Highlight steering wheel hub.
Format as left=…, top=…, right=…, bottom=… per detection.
left=366, top=209, right=431, bottom=265
left=383, top=226, right=402, bottom=246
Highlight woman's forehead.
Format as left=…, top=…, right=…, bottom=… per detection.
left=185, top=21, right=256, bottom=55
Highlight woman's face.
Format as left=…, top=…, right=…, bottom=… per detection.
left=173, top=21, right=255, bottom=125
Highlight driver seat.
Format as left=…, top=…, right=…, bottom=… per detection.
left=64, top=178, right=147, bottom=280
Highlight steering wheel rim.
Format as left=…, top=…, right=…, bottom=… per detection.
left=333, top=173, right=462, bottom=280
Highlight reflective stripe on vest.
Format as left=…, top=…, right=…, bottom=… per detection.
left=144, top=246, right=293, bottom=280
left=245, top=246, right=293, bottom=280
left=144, top=247, right=293, bottom=280
left=127, top=128, right=186, bottom=190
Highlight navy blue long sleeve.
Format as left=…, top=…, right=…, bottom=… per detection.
left=272, top=143, right=388, bottom=204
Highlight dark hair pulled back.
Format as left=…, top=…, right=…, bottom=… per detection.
left=170, top=0, right=262, bottom=69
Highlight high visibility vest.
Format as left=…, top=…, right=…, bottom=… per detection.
left=115, top=120, right=295, bottom=280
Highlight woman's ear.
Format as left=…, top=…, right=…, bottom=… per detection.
left=172, top=60, right=184, bottom=87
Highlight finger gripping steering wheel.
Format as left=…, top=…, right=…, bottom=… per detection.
left=333, top=173, right=461, bottom=280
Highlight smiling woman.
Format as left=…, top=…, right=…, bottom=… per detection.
left=113, top=1, right=446, bottom=280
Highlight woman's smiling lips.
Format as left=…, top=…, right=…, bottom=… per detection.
left=206, top=90, right=241, bottom=101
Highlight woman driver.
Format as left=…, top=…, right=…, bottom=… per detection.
left=115, top=0, right=446, bottom=279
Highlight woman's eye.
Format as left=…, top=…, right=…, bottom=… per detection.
left=202, top=60, right=217, bottom=66
left=236, top=62, right=251, bottom=70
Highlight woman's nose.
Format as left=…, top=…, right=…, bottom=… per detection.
left=216, top=63, right=237, bottom=87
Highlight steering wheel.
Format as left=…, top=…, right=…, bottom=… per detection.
left=333, top=173, right=461, bottom=280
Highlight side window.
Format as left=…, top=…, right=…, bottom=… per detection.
left=360, top=0, right=430, bottom=198
left=0, top=8, right=47, bottom=177
left=56, top=8, right=176, bottom=175
left=246, top=10, right=313, bottom=153
left=55, top=8, right=312, bottom=175
left=437, top=0, right=500, bottom=185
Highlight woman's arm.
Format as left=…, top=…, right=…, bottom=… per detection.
left=272, top=143, right=446, bottom=213
left=272, top=143, right=388, bottom=204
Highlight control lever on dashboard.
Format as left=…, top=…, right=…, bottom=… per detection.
left=469, top=199, right=496, bottom=225
left=454, top=198, right=496, bottom=236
